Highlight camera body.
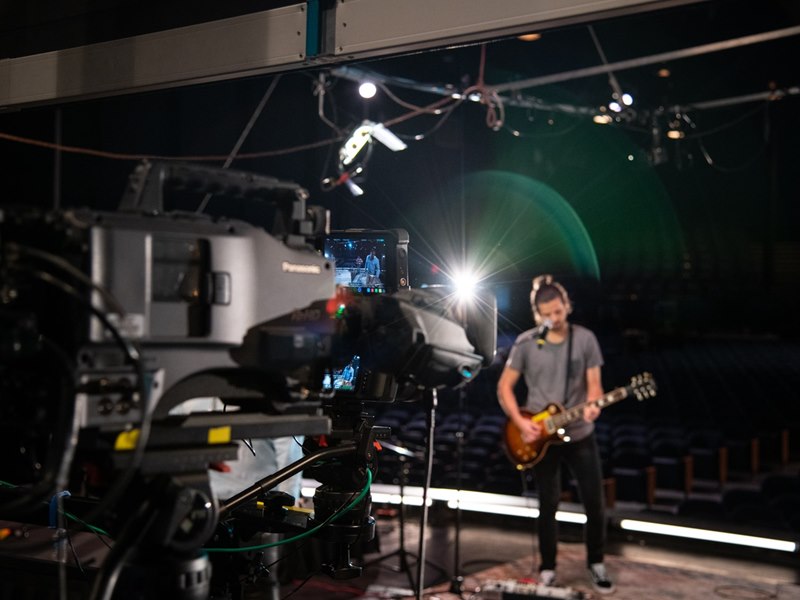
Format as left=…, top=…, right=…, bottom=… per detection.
left=0, top=162, right=497, bottom=598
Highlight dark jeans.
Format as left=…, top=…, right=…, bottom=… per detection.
left=532, top=432, right=605, bottom=570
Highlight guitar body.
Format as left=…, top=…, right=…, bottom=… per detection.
left=503, top=405, right=567, bottom=470
left=502, top=373, right=657, bottom=471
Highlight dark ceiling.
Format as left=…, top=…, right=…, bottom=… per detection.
left=1, top=0, right=799, bottom=337
left=351, top=0, right=800, bottom=128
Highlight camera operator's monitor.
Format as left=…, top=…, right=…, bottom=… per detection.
left=323, top=229, right=409, bottom=295
left=322, top=355, right=361, bottom=392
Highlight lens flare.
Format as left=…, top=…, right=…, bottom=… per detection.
left=452, top=269, right=479, bottom=301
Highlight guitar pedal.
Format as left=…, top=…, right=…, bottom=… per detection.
left=480, top=579, right=586, bottom=599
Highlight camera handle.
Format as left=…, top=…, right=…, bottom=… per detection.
left=118, top=160, right=307, bottom=214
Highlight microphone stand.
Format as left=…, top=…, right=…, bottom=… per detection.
left=448, top=387, right=466, bottom=597
left=415, top=388, right=437, bottom=600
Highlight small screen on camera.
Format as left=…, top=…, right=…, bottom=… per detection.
left=324, top=236, right=389, bottom=295
left=322, top=355, right=361, bottom=392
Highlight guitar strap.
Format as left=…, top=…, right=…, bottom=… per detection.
left=563, top=324, right=573, bottom=404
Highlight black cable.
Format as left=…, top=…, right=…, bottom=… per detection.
left=7, top=266, right=150, bottom=527
left=7, top=243, right=127, bottom=315
left=88, top=496, right=160, bottom=600
left=0, top=337, right=77, bottom=515
left=395, top=99, right=463, bottom=141
left=65, top=529, right=87, bottom=576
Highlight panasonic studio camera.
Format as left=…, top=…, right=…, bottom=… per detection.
left=0, top=161, right=496, bottom=598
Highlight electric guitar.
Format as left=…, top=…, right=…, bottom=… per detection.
left=503, top=372, right=657, bottom=470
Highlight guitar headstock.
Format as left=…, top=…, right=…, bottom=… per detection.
left=629, top=372, right=657, bottom=401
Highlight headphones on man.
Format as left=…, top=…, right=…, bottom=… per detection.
left=529, top=274, right=573, bottom=324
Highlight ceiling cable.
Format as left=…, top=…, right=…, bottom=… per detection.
left=493, top=24, right=800, bottom=94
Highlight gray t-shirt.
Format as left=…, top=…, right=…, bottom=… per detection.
left=506, top=323, right=603, bottom=441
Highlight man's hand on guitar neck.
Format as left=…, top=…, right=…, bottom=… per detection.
left=514, top=414, right=543, bottom=444
left=583, top=398, right=601, bottom=423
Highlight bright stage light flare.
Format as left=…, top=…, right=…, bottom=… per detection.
left=452, top=270, right=479, bottom=301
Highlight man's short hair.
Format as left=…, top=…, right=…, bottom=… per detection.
left=530, top=274, right=572, bottom=322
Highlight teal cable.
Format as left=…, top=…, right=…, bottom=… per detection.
left=205, top=468, right=373, bottom=553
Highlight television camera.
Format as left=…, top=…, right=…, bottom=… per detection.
left=0, top=161, right=496, bottom=599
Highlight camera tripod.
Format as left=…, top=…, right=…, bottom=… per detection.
left=364, top=441, right=443, bottom=592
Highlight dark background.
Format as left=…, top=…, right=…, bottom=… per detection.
left=2, top=0, right=799, bottom=346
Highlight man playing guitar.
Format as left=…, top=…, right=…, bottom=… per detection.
left=496, top=275, right=615, bottom=595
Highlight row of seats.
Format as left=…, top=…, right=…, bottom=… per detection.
left=373, top=406, right=800, bottom=533
left=369, top=339, right=800, bottom=533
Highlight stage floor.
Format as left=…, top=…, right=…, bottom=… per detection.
left=274, top=509, right=800, bottom=600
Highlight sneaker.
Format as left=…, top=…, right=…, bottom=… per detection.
left=538, top=569, right=557, bottom=587
left=588, top=563, right=615, bottom=595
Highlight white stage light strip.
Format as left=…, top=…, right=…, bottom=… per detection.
left=619, top=519, right=798, bottom=553
left=445, top=500, right=588, bottom=525
left=447, top=499, right=538, bottom=519
left=371, top=492, right=427, bottom=506
left=304, top=482, right=796, bottom=552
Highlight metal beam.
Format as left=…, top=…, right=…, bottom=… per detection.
left=0, top=4, right=308, bottom=110
left=332, top=0, right=703, bottom=59
left=0, top=0, right=703, bottom=109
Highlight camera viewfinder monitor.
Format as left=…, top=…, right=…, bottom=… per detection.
left=322, top=355, right=361, bottom=392
left=323, top=229, right=409, bottom=296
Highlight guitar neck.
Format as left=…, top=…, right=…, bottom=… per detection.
left=551, top=385, right=629, bottom=429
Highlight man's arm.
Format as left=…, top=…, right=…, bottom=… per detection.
left=497, top=366, right=541, bottom=442
left=583, top=365, right=603, bottom=422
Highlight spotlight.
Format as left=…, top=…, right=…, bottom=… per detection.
left=593, top=114, right=613, bottom=125
left=339, top=123, right=374, bottom=166
left=621, top=92, right=634, bottom=106
left=339, top=120, right=407, bottom=166
left=452, top=269, right=479, bottom=302
left=608, top=101, right=623, bottom=113
left=358, top=81, right=377, bottom=99
left=667, top=113, right=692, bottom=140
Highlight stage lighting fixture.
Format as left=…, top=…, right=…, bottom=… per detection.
left=358, top=81, right=377, bottom=99
left=667, top=113, right=692, bottom=140
left=370, top=122, right=407, bottom=152
left=339, top=120, right=407, bottom=167
left=339, top=123, right=374, bottom=166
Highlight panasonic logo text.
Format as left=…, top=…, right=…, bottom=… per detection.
left=281, top=261, right=322, bottom=275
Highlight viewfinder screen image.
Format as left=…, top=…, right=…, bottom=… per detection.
left=322, top=355, right=361, bottom=392
left=324, top=236, right=388, bottom=295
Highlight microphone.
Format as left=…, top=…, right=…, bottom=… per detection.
left=536, top=318, right=553, bottom=349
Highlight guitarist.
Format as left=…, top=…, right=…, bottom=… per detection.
left=496, top=275, right=615, bottom=595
